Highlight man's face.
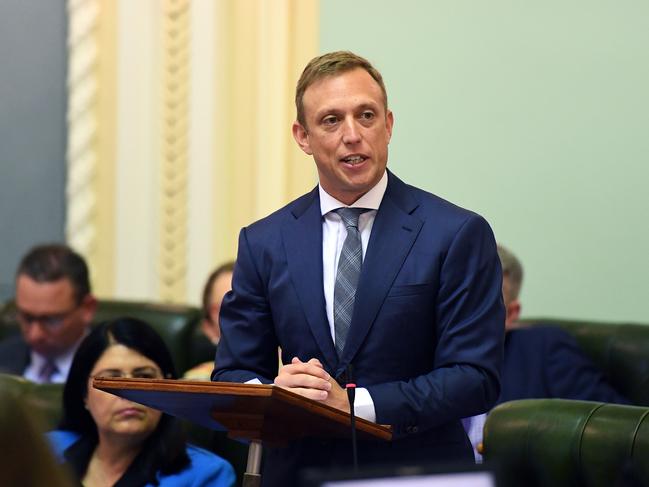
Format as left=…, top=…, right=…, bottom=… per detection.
left=202, top=271, right=233, bottom=344
left=502, top=276, right=521, bottom=331
left=15, top=275, right=95, bottom=358
left=86, top=344, right=162, bottom=442
left=293, top=68, right=394, bottom=205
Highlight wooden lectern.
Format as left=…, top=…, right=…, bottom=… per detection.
left=94, top=378, right=392, bottom=486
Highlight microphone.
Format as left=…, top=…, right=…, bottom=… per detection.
left=345, top=365, right=358, bottom=471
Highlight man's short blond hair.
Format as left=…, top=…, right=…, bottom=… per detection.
left=295, top=51, right=388, bottom=128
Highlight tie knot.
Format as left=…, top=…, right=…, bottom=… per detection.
left=39, top=359, right=58, bottom=383
left=335, top=207, right=367, bottom=229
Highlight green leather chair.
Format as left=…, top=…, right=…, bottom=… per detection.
left=93, top=299, right=202, bottom=374
left=521, top=318, right=649, bottom=406
left=0, top=300, right=18, bottom=342
left=0, top=373, right=63, bottom=430
left=483, top=399, right=649, bottom=487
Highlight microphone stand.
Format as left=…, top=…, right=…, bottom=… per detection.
left=345, top=365, right=358, bottom=471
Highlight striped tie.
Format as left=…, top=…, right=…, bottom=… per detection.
left=333, top=208, right=367, bottom=358
left=38, top=359, right=58, bottom=384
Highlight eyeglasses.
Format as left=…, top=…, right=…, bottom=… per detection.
left=90, top=367, right=164, bottom=380
left=16, top=305, right=81, bottom=330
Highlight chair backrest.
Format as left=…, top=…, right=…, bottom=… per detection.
left=0, top=299, right=202, bottom=375
left=0, top=300, right=20, bottom=342
left=94, top=300, right=201, bottom=374
left=520, top=318, right=649, bottom=406
left=0, top=372, right=64, bottom=431
left=483, top=398, right=649, bottom=487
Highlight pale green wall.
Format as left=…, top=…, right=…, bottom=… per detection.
left=320, top=1, right=649, bottom=322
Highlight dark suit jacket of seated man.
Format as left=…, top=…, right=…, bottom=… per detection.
left=499, top=325, right=629, bottom=405
left=495, top=244, right=628, bottom=405
left=463, top=244, right=628, bottom=463
left=212, top=51, right=505, bottom=487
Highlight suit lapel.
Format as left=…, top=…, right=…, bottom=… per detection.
left=341, top=172, right=423, bottom=366
left=282, top=188, right=339, bottom=370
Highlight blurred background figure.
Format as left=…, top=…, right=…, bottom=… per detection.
left=0, top=244, right=96, bottom=384
left=48, top=317, right=235, bottom=486
left=199, top=261, right=234, bottom=345
left=0, top=388, right=73, bottom=487
left=464, top=244, right=629, bottom=462
left=183, top=262, right=234, bottom=380
left=495, top=243, right=628, bottom=405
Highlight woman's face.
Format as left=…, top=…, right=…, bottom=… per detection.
left=85, top=344, right=163, bottom=444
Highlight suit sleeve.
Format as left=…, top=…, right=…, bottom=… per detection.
left=544, top=327, right=630, bottom=404
left=212, top=228, right=280, bottom=384
left=366, top=214, right=505, bottom=438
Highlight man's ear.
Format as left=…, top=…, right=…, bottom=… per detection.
left=292, top=121, right=313, bottom=155
left=385, top=109, right=394, bottom=143
left=81, top=294, right=98, bottom=325
left=505, top=299, right=521, bottom=330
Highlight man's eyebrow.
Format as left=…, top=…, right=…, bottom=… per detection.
left=314, top=101, right=379, bottom=117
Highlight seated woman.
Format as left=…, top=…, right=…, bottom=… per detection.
left=47, top=317, right=235, bottom=486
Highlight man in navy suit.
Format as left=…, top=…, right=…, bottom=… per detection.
left=213, top=51, right=505, bottom=485
left=0, top=244, right=96, bottom=383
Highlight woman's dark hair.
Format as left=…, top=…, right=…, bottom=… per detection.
left=59, top=317, right=189, bottom=482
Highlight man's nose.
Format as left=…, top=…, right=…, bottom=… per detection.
left=341, top=117, right=361, bottom=144
left=24, top=321, right=48, bottom=343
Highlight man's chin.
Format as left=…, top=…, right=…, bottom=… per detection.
left=31, top=345, right=59, bottom=358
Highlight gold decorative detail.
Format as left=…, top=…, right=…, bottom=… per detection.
left=65, top=0, right=100, bottom=264
left=159, top=0, right=190, bottom=302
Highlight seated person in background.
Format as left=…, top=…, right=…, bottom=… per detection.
left=0, top=243, right=96, bottom=384
left=464, top=244, right=629, bottom=462
left=183, top=261, right=234, bottom=380
left=48, top=317, right=235, bottom=486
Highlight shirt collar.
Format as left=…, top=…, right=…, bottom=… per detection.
left=29, top=329, right=88, bottom=376
left=319, top=170, right=388, bottom=216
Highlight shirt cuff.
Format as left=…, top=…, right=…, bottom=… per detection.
left=353, top=387, right=376, bottom=422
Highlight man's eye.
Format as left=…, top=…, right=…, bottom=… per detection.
left=133, top=372, right=156, bottom=379
left=322, top=116, right=338, bottom=126
left=360, top=111, right=375, bottom=121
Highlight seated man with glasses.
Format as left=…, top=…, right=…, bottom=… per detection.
left=0, top=243, right=96, bottom=383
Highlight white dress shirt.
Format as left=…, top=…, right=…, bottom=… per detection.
left=318, top=170, right=388, bottom=422
left=24, top=331, right=88, bottom=384
left=24, top=345, right=76, bottom=384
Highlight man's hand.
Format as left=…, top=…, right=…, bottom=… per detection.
left=274, top=357, right=350, bottom=413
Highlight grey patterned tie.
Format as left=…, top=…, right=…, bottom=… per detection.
left=333, top=208, right=367, bottom=358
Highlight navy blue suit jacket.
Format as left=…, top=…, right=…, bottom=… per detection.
left=499, top=326, right=629, bottom=405
left=0, top=334, right=30, bottom=375
left=213, top=171, right=505, bottom=485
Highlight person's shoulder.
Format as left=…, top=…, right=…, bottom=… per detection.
left=46, top=430, right=80, bottom=457
left=0, top=333, right=27, bottom=350
left=0, top=336, right=29, bottom=370
left=157, top=444, right=235, bottom=486
left=516, top=325, right=573, bottom=338
left=508, top=326, right=575, bottom=346
left=185, top=443, right=230, bottom=466
left=388, top=171, right=486, bottom=225
left=187, top=444, right=235, bottom=472
left=182, top=361, right=214, bottom=380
